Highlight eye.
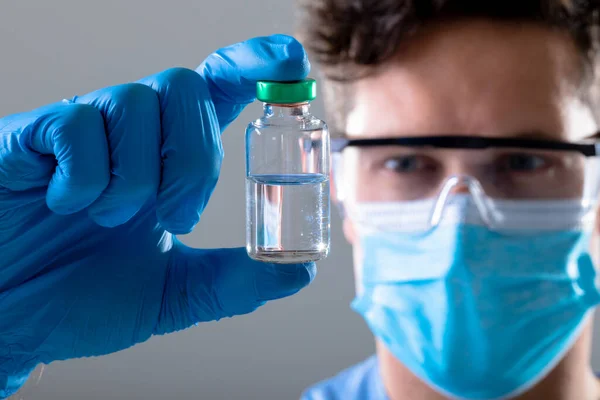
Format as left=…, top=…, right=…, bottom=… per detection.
left=500, top=153, right=548, bottom=172
left=383, top=155, right=435, bottom=173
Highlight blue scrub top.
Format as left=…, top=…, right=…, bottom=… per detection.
left=300, top=355, right=389, bottom=400
left=301, top=355, right=600, bottom=399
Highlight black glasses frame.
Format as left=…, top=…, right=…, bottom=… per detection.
left=331, top=135, right=600, bottom=157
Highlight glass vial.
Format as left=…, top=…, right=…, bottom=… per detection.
left=245, top=79, right=331, bottom=263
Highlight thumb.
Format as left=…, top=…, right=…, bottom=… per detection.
left=154, top=241, right=316, bottom=335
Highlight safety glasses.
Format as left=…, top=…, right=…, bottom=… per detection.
left=331, top=135, right=600, bottom=233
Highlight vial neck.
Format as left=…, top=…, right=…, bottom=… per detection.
left=264, top=102, right=311, bottom=117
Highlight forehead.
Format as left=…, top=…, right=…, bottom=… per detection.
left=345, top=19, right=598, bottom=142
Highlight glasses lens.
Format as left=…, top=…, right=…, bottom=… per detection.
left=334, top=145, right=600, bottom=232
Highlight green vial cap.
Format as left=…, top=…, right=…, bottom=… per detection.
left=256, top=79, right=317, bottom=104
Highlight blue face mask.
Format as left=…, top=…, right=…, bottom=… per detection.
left=350, top=196, right=600, bottom=399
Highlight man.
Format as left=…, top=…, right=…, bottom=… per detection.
left=298, top=1, right=600, bottom=399
left=0, top=1, right=599, bottom=400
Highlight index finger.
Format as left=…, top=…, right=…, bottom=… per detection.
left=196, top=34, right=311, bottom=131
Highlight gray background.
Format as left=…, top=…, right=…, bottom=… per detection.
left=0, top=1, right=599, bottom=399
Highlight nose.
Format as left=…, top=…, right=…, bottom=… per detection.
left=450, top=183, right=471, bottom=195
left=443, top=155, right=490, bottom=190
left=444, top=159, right=482, bottom=194
left=437, top=175, right=487, bottom=202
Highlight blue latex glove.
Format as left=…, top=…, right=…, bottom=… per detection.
left=0, top=34, right=316, bottom=398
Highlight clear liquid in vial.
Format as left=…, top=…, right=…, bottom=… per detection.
left=246, top=173, right=330, bottom=263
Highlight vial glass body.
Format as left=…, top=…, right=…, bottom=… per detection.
left=245, top=102, right=331, bottom=263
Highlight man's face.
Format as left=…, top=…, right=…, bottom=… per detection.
left=339, top=19, right=599, bottom=264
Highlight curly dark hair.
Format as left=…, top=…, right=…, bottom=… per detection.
left=296, top=0, right=600, bottom=132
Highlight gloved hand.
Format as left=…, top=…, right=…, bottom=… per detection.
left=0, top=34, right=316, bottom=398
